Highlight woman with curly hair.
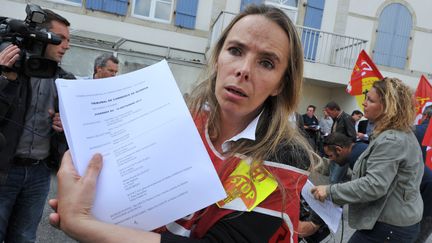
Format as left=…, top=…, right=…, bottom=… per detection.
left=313, top=77, right=424, bottom=242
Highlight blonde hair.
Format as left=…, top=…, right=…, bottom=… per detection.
left=372, top=77, right=415, bottom=136
left=188, top=5, right=316, bottom=169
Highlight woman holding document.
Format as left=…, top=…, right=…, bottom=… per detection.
left=49, top=4, right=319, bottom=242
left=312, top=78, right=424, bottom=242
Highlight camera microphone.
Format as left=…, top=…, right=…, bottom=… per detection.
left=7, top=19, right=61, bottom=45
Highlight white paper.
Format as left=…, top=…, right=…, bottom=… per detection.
left=56, top=60, right=226, bottom=231
left=301, top=180, right=342, bottom=233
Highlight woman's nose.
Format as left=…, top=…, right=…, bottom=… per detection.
left=235, top=57, right=252, bottom=81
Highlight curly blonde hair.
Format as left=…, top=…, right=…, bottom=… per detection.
left=372, top=77, right=415, bottom=136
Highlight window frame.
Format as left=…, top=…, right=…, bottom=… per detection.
left=48, top=0, right=82, bottom=7
left=264, top=0, right=298, bottom=22
left=132, top=0, right=174, bottom=23
left=373, top=3, right=412, bottom=69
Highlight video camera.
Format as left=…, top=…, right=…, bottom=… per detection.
left=0, top=4, right=61, bottom=78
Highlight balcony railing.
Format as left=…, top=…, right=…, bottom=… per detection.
left=210, top=11, right=368, bottom=69
left=297, top=26, right=368, bottom=69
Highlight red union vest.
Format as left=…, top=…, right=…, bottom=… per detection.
left=158, top=115, right=308, bottom=243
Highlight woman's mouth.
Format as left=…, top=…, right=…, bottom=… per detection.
left=226, top=87, right=247, bottom=97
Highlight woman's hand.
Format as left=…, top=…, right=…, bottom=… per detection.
left=49, top=151, right=162, bottom=243
left=49, top=151, right=103, bottom=237
left=310, top=185, right=329, bottom=202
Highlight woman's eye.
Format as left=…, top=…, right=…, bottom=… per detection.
left=260, top=60, right=274, bottom=69
left=228, top=47, right=241, bottom=56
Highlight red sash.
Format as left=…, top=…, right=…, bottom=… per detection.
left=159, top=115, right=308, bottom=243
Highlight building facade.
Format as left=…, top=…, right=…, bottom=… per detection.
left=1, top=0, right=431, bottom=114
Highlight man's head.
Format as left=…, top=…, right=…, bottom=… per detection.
left=351, top=110, right=363, bottom=122
left=40, top=9, right=70, bottom=63
left=324, top=101, right=341, bottom=119
left=93, top=53, right=119, bottom=79
left=323, top=132, right=353, bottom=165
left=306, top=105, right=316, bottom=118
left=421, top=105, right=432, bottom=123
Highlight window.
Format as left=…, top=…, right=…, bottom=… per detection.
left=133, top=0, right=173, bottom=22
left=373, top=3, right=412, bottom=69
left=240, top=0, right=263, bottom=11
left=240, top=0, right=298, bottom=22
left=265, top=0, right=298, bottom=22
left=266, top=0, right=297, bottom=8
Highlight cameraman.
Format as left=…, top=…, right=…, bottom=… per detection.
left=0, top=9, right=75, bottom=242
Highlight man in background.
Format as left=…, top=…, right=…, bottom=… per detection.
left=0, top=8, right=74, bottom=242
left=324, top=101, right=357, bottom=184
left=302, top=105, right=320, bottom=150
left=319, top=109, right=333, bottom=138
left=93, top=53, right=119, bottom=79
left=351, top=110, right=363, bottom=131
left=322, top=132, right=368, bottom=170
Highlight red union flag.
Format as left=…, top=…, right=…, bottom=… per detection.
left=346, top=50, right=383, bottom=110
left=414, top=75, right=432, bottom=124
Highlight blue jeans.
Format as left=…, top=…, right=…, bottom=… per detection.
left=0, top=163, right=51, bottom=243
left=348, top=222, right=420, bottom=243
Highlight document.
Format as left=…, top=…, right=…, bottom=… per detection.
left=56, top=60, right=226, bottom=231
left=301, top=179, right=342, bottom=233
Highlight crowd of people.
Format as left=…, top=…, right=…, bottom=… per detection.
left=0, top=3, right=430, bottom=243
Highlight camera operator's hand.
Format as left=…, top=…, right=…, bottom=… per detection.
left=49, top=109, right=63, bottom=132
left=0, top=45, right=20, bottom=80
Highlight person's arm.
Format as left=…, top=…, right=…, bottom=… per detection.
left=298, top=221, right=320, bottom=238
left=49, top=109, right=63, bottom=132
left=0, top=45, right=21, bottom=118
left=315, top=133, right=402, bottom=205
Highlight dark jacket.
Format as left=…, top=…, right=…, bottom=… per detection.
left=0, top=67, right=75, bottom=171
left=415, top=119, right=429, bottom=162
left=332, top=111, right=357, bottom=142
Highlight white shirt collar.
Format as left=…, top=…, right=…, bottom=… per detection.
left=221, top=111, right=262, bottom=153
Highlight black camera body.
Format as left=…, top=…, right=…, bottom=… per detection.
left=0, top=4, right=61, bottom=78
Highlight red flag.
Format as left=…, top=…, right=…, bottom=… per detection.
left=346, top=50, right=383, bottom=95
left=422, top=122, right=432, bottom=169
left=414, top=75, right=432, bottom=124
left=346, top=50, right=383, bottom=110
left=425, top=149, right=432, bottom=170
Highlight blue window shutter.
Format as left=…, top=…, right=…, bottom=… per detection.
left=86, top=0, right=128, bottom=16
left=240, top=0, right=263, bottom=11
left=302, top=0, right=325, bottom=60
left=175, top=0, right=198, bottom=29
left=374, top=3, right=412, bottom=69
left=86, top=0, right=103, bottom=10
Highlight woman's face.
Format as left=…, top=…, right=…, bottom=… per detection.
left=215, top=15, right=289, bottom=122
left=363, top=87, right=383, bottom=122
